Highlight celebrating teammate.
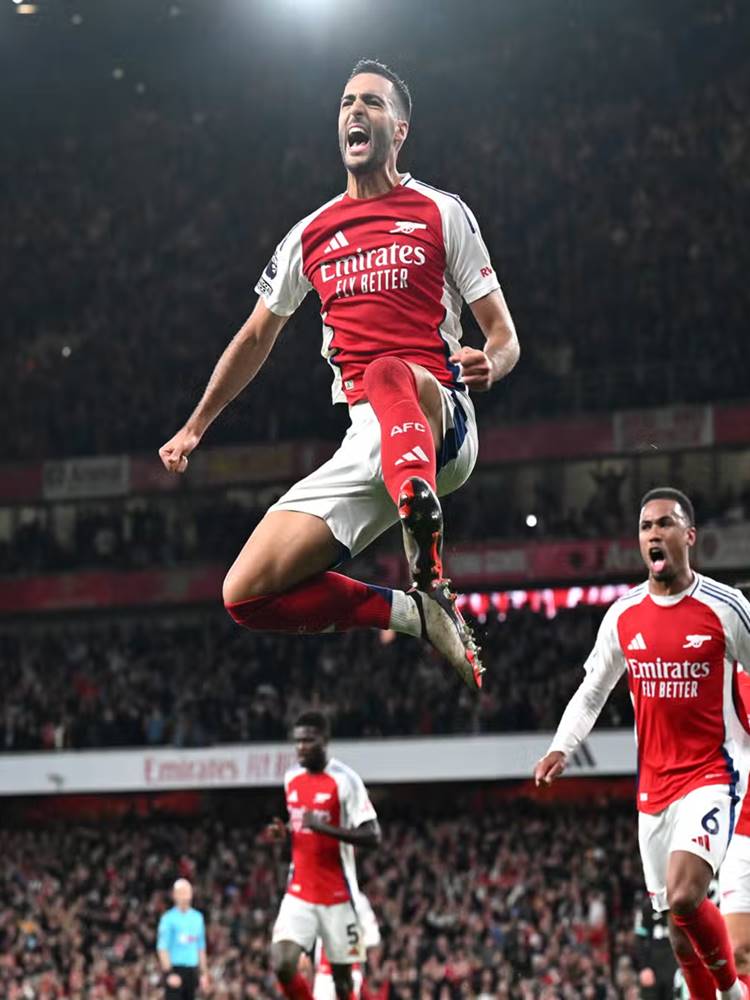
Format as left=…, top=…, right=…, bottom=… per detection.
left=720, top=668, right=750, bottom=983
left=535, top=487, right=750, bottom=1000
left=159, top=59, right=519, bottom=689
left=267, top=711, right=380, bottom=1000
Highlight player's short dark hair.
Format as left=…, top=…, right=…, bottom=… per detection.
left=640, top=487, right=695, bottom=526
left=347, top=58, right=412, bottom=121
left=294, top=711, right=330, bottom=738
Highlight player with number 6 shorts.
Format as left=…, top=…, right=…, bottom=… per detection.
left=720, top=669, right=750, bottom=985
left=535, top=488, right=750, bottom=1000
left=267, top=712, right=380, bottom=1000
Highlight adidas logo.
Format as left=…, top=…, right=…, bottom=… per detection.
left=324, top=230, right=349, bottom=254
left=692, top=834, right=711, bottom=851
left=627, top=632, right=647, bottom=651
left=313, top=792, right=331, bottom=804
left=288, top=790, right=298, bottom=803
left=395, top=446, right=429, bottom=466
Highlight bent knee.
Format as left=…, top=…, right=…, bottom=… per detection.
left=222, top=565, right=280, bottom=606
left=733, top=942, right=750, bottom=974
left=668, top=884, right=706, bottom=916
left=270, top=944, right=298, bottom=982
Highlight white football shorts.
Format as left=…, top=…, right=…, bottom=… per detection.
left=720, top=832, right=750, bottom=915
left=272, top=893, right=364, bottom=964
left=269, top=378, right=478, bottom=559
left=639, top=782, right=743, bottom=912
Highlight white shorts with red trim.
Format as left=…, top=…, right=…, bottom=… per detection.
left=639, top=783, right=742, bottom=912
left=720, top=832, right=750, bottom=915
left=272, top=893, right=364, bottom=964
left=269, top=378, right=477, bottom=559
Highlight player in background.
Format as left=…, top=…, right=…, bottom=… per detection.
left=312, top=892, right=381, bottom=1000
left=535, top=488, right=750, bottom=1000
left=720, top=667, right=750, bottom=985
left=156, top=878, right=210, bottom=999
left=266, top=711, right=380, bottom=1000
left=159, top=59, right=520, bottom=690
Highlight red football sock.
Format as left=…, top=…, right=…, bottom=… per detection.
left=676, top=952, right=720, bottom=999
left=225, top=572, right=392, bottom=633
left=279, top=973, right=315, bottom=1000
left=363, top=356, right=436, bottom=504
left=672, top=898, right=739, bottom=991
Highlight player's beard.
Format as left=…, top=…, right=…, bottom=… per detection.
left=340, top=125, right=391, bottom=176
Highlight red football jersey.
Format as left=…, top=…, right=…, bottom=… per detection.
left=733, top=671, right=750, bottom=836
left=255, top=174, right=500, bottom=405
left=550, top=575, right=750, bottom=814
left=284, top=758, right=376, bottom=906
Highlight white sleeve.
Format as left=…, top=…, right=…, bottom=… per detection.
left=341, top=770, right=377, bottom=828
left=254, top=222, right=312, bottom=317
left=442, top=196, right=501, bottom=305
left=727, top=589, right=750, bottom=670
left=547, top=604, right=627, bottom=757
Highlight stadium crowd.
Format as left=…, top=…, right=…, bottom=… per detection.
left=3, top=470, right=749, bottom=576
left=0, top=799, right=646, bottom=998
left=3, top=1, right=749, bottom=461
left=0, top=606, right=633, bottom=753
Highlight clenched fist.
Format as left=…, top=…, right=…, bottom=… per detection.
left=449, top=346, right=493, bottom=392
left=159, top=425, right=202, bottom=473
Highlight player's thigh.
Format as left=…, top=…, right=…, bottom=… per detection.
left=223, top=510, right=340, bottom=602
left=721, top=832, right=750, bottom=970
left=318, top=901, right=363, bottom=965
left=639, top=804, right=677, bottom=914
left=667, top=784, right=738, bottom=891
left=262, top=409, right=398, bottom=563
left=271, top=894, right=319, bottom=963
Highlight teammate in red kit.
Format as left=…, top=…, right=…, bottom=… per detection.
left=535, top=488, right=750, bottom=1000
left=267, top=711, right=380, bottom=1000
left=720, top=668, right=750, bottom=984
left=158, top=59, right=520, bottom=689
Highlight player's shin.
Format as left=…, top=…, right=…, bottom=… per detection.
left=362, top=356, right=437, bottom=503
left=672, top=899, right=744, bottom=997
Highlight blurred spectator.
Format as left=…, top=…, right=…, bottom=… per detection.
left=0, top=800, right=647, bottom=997
left=2, top=1, right=750, bottom=461
left=0, top=605, right=633, bottom=753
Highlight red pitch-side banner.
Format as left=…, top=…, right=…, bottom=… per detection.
left=2, top=525, right=748, bottom=614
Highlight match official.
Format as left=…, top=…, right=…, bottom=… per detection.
left=156, top=878, right=210, bottom=998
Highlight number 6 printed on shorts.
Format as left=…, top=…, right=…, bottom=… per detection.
left=702, top=807, right=720, bottom=836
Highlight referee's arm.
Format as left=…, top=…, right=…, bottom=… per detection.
left=157, top=914, right=178, bottom=985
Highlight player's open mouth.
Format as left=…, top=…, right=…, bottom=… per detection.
left=649, top=546, right=666, bottom=573
left=347, top=124, right=370, bottom=154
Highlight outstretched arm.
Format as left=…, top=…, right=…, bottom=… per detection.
left=159, top=298, right=288, bottom=472
left=450, top=289, right=520, bottom=392
left=535, top=608, right=626, bottom=785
